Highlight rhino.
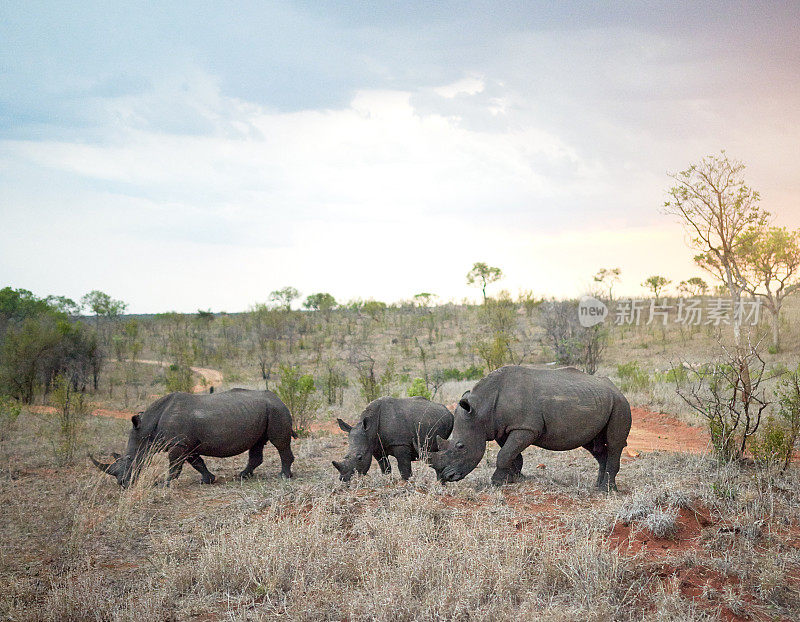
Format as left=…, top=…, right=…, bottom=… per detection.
left=332, top=396, right=454, bottom=481
left=90, top=388, right=297, bottom=487
left=427, top=366, right=631, bottom=489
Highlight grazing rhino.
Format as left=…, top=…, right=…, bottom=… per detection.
left=90, top=388, right=297, bottom=487
left=427, top=365, right=631, bottom=489
left=332, top=396, right=454, bottom=481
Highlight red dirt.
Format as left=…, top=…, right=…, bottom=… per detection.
left=627, top=406, right=709, bottom=454
left=608, top=504, right=715, bottom=555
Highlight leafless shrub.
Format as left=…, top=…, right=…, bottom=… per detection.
left=674, top=338, right=770, bottom=461
left=539, top=300, right=607, bottom=374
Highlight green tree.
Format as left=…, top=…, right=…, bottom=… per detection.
left=466, top=262, right=503, bottom=303
left=413, top=292, right=436, bottom=308
left=593, top=267, right=621, bottom=301
left=304, top=292, right=337, bottom=320
left=641, top=275, right=671, bottom=301
left=738, top=226, right=800, bottom=352
left=677, top=277, right=708, bottom=297
left=362, top=300, right=387, bottom=321
left=80, top=290, right=127, bottom=318
left=663, top=152, right=768, bottom=346
left=269, top=286, right=300, bottom=311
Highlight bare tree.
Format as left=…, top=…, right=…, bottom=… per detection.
left=663, top=152, right=768, bottom=346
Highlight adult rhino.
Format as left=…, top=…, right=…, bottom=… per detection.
left=332, top=396, right=453, bottom=481
left=427, top=366, right=631, bottom=489
left=90, top=388, right=297, bottom=487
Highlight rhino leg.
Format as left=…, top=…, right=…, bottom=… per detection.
left=269, top=426, right=295, bottom=478
left=375, top=451, right=391, bottom=474
left=187, top=454, right=216, bottom=484
left=394, top=447, right=413, bottom=480
left=238, top=441, right=266, bottom=480
left=497, top=435, right=523, bottom=475
left=604, top=447, right=622, bottom=492
left=583, top=438, right=609, bottom=489
left=166, top=447, right=187, bottom=483
left=492, top=429, right=537, bottom=485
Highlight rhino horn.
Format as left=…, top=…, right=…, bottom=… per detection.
left=332, top=460, right=345, bottom=473
left=435, top=435, right=451, bottom=451
left=89, top=453, right=119, bottom=476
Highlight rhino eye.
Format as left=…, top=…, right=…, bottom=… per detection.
left=455, top=442, right=465, bottom=450
left=356, top=454, right=363, bottom=460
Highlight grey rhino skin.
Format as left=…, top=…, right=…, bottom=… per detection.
left=428, top=365, right=631, bottom=489
left=90, top=388, right=296, bottom=487
left=332, top=396, right=454, bottom=481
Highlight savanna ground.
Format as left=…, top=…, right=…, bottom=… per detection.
left=2, top=298, right=800, bottom=620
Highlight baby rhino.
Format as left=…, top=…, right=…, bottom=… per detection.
left=333, top=396, right=453, bottom=481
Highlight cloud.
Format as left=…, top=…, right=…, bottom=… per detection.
left=434, top=76, right=485, bottom=98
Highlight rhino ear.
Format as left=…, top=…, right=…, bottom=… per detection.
left=336, top=418, right=352, bottom=433
left=436, top=435, right=451, bottom=451
left=458, top=395, right=472, bottom=414
left=131, top=414, right=141, bottom=429
left=362, top=415, right=372, bottom=430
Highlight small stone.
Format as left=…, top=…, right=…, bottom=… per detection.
left=537, top=463, right=546, bottom=469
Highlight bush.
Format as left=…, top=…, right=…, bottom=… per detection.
left=276, top=365, right=320, bottom=435
left=440, top=365, right=484, bottom=383
left=50, top=374, right=90, bottom=465
left=749, top=417, right=789, bottom=466
left=407, top=378, right=431, bottom=400
left=0, top=394, right=21, bottom=443
left=165, top=363, right=194, bottom=393
left=657, top=365, right=689, bottom=384
left=616, top=362, right=651, bottom=392
left=760, top=365, right=800, bottom=470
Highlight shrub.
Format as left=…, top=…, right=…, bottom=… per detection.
left=320, top=361, right=348, bottom=406
left=440, top=365, right=484, bottom=383
left=354, top=358, right=396, bottom=404
left=0, top=394, right=21, bottom=443
left=50, top=374, right=90, bottom=465
left=407, top=378, right=431, bottom=400
left=762, top=365, right=800, bottom=470
left=463, top=365, right=484, bottom=381
left=749, top=417, right=789, bottom=466
left=657, top=365, right=689, bottom=384
left=616, top=362, right=650, bottom=392
left=276, top=365, right=320, bottom=435
left=165, top=363, right=194, bottom=393
left=676, top=344, right=770, bottom=462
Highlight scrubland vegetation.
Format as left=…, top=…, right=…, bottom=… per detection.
left=2, top=154, right=799, bottom=620
left=1, top=283, right=799, bottom=620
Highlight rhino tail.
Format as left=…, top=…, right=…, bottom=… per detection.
left=291, top=429, right=299, bottom=439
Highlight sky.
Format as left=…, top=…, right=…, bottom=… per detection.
left=1, top=1, right=799, bottom=313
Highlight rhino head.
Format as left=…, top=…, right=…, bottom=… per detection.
left=427, top=392, right=486, bottom=483
left=331, top=416, right=376, bottom=482
left=90, top=413, right=149, bottom=488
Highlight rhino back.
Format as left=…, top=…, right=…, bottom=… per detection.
left=374, top=397, right=453, bottom=448
left=476, top=366, right=621, bottom=451
left=155, top=389, right=271, bottom=457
